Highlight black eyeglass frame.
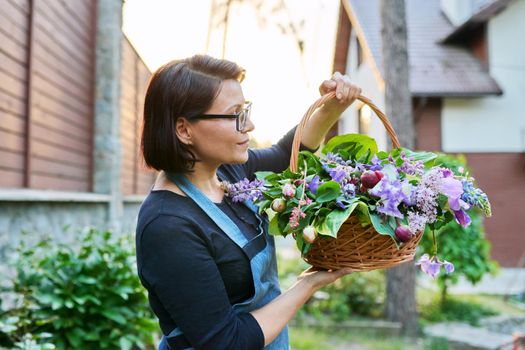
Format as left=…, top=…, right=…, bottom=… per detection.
left=190, top=101, right=252, bottom=132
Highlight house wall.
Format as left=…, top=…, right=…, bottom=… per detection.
left=340, top=30, right=388, bottom=151
left=0, top=0, right=154, bottom=262
left=441, top=0, right=525, bottom=153
left=462, top=153, right=525, bottom=267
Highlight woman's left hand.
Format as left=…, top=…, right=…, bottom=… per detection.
left=319, top=71, right=362, bottom=112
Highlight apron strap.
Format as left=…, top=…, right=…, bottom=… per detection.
left=167, top=172, right=250, bottom=248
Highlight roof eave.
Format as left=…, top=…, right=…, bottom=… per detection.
left=441, top=0, right=512, bottom=44
left=412, top=89, right=503, bottom=98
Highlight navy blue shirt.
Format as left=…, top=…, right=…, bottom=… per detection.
left=135, top=126, right=315, bottom=349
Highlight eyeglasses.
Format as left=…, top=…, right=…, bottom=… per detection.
left=191, top=101, right=252, bottom=132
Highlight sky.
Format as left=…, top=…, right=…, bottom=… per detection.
left=122, top=0, right=340, bottom=144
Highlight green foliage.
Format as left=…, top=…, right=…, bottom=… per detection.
left=419, top=294, right=498, bottom=326
left=321, top=133, right=379, bottom=162
left=419, top=153, right=498, bottom=302
left=278, top=255, right=385, bottom=321
left=0, top=228, right=157, bottom=349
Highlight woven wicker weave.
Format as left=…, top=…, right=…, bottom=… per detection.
left=290, top=91, right=422, bottom=271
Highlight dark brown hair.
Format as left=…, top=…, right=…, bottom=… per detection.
left=141, top=55, right=245, bottom=173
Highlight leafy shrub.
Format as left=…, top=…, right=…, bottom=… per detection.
left=278, top=254, right=384, bottom=321
left=419, top=294, right=498, bottom=326
left=0, top=228, right=157, bottom=349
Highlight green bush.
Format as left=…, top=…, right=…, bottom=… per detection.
left=419, top=294, right=498, bottom=326
left=278, top=254, right=384, bottom=321
left=0, top=228, right=157, bottom=349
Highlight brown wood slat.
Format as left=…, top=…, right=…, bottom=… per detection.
left=0, top=128, right=25, bottom=152
left=0, top=168, right=24, bottom=187
left=1, top=114, right=25, bottom=134
left=32, top=76, right=90, bottom=115
left=32, top=93, right=91, bottom=131
left=31, top=122, right=91, bottom=153
left=32, top=62, right=91, bottom=102
left=31, top=173, right=88, bottom=191
left=57, top=0, right=93, bottom=39
left=0, top=50, right=27, bottom=81
left=8, top=0, right=30, bottom=14
left=0, top=89, right=26, bottom=119
left=33, top=12, right=91, bottom=68
left=32, top=38, right=92, bottom=90
left=31, top=156, right=89, bottom=180
left=41, top=0, right=92, bottom=45
left=0, top=149, right=25, bottom=171
left=0, top=66, right=26, bottom=98
left=31, top=113, right=90, bottom=143
left=0, top=27, right=27, bottom=60
left=0, top=2, right=29, bottom=45
left=31, top=139, right=90, bottom=167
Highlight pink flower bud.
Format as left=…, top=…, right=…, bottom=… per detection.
left=282, top=183, right=296, bottom=198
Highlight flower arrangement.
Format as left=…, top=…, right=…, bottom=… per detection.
left=222, top=134, right=492, bottom=278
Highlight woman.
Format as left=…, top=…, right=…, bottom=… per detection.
left=136, top=55, right=361, bottom=350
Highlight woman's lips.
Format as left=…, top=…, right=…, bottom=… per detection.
left=237, top=139, right=249, bottom=146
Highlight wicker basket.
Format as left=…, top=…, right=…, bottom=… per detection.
left=289, top=91, right=423, bottom=271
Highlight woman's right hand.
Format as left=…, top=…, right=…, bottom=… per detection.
left=297, top=266, right=354, bottom=294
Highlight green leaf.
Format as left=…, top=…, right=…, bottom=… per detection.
left=255, top=171, right=276, bottom=181
left=102, top=309, right=128, bottom=325
left=315, top=181, right=341, bottom=203
left=317, top=200, right=364, bottom=238
left=369, top=212, right=399, bottom=248
left=322, top=134, right=378, bottom=162
left=268, top=215, right=281, bottom=236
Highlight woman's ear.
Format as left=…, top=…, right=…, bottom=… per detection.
left=175, top=117, right=193, bottom=146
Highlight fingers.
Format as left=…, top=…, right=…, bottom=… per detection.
left=329, top=71, right=362, bottom=105
left=319, top=79, right=336, bottom=95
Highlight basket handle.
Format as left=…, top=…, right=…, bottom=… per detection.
left=290, top=91, right=401, bottom=172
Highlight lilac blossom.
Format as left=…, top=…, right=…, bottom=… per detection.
left=399, top=151, right=424, bottom=176
left=222, top=178, right=266, bottom=203
left=416, top=254, right=455, bottom=279
left=407, top=211, right=427, bottom=235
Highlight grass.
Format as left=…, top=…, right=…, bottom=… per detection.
left=289, top=326, right=450, bottom=350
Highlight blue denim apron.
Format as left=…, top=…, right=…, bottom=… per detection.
left=158, top=172, right=289, bottom=350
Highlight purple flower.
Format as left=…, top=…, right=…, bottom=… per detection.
left=336, top=199, right=346, bottom=209
left=366, top=154, right=383, bottom=171
left=329, top=167, right=346, bottom=183
left=439, top=175, right=464, bottom=211
left=453, top=209, right=472, bottom=227
left=309, top=176, right=321, bottom=194
left=399, top=152, right=424, bottom=176
left=222, top=178, right=266, bottom=203
left=443, top=260, right=455, bottom=274
left=369, top=178, right=410, bottom=218
left=416, top=254, right=454, bottom=279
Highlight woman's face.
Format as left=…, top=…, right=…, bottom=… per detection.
left=188, top=79, right=254, bottom=167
